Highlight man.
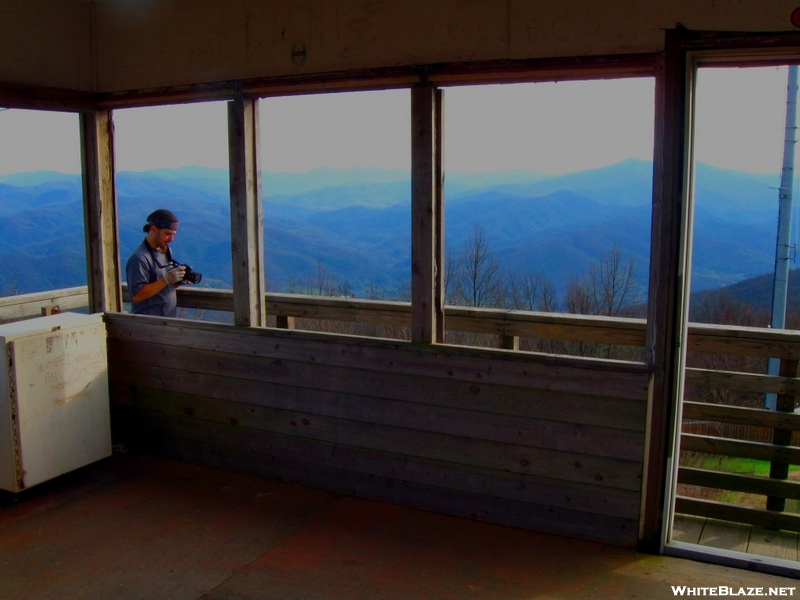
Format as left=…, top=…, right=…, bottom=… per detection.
left=125, top=209, right=188, bottom=317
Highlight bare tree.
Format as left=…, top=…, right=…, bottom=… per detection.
left=507, top=269, right=557, bottom=312
left=453, top=225, right=504, bottom=308
left=444, top=245, right=457, bottom=305
left=564, top=273, right=594, bottom=315
left=589, top=243, right=640, bottom=316
left=366, top=279, right=384, bottom=301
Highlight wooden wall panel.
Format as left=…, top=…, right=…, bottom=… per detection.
left=89, top=0, right=799, bottom=94
left=106, top=313, right=649, bottom=546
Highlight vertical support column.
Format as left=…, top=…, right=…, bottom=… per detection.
left=499, top=334, right=519, bottom=351
left=228, top=96, right=267, bottom=327
left=766, top=358, right=798, bottom=511
left=640, top=29, right=693, bottom=551
left=80, top=110, right=122, bottom=314
left=411, top=87, right=445, bottom=344
left=275, top=315, right=296, bottom=330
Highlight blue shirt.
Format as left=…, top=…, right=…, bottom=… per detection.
left=125, top=239, right=178, bottom=317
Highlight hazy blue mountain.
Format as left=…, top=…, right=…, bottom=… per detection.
left=0, top=160, right=791, bottom=303
left=465, top=159, right=652, bottom=205
left=0, top=171, right=82, bottom=187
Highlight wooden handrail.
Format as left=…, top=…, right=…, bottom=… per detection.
left=5, top=285, right=800, bottom=361
left=682, top=400, right=800, bottom=430
left=0, top=286, right=90, bottom=322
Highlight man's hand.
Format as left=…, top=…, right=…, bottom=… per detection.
left=166, top=266, right=185, bottom=285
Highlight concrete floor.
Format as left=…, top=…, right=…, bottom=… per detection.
left=0, top=451, right=796, bottom=600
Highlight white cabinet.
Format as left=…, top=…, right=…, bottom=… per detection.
left=0, top=313, right=111, bottom=493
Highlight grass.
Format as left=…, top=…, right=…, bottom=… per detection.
left=678, top=451, right=800, bottom=513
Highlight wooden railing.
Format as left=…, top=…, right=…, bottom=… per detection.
left=5, top=285, right=800, bottom=532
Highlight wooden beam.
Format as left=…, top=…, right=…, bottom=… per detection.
left=685, top=368, right=800, bottom=396
left=639, top=28, right=692, bottom=551
left=0, top=82, right=96, bottom=112
left=411, top=87, right=445, bottom=344
left=688, top=322, right=800, bottom=359
left=80, top=110, right=122, bottom=313
left=0, top=286, right=88, bottom=323
left=682, top=400, right=800, bottom=430
left=681, top=433, right=800, bottom=464
left=228, top=97, right=266, bottom=327
left=767, top=358, right=799, bottom=511
left=679, top=467, right=800, bottom=501
left=94, top=54, right=655, bottom=111
left=676, top=496, right=800, bottom=532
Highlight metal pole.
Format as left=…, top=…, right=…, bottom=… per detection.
left=765, top=65, right=799, bottom=410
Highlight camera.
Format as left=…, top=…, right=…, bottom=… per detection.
left=182, top=264, right=202, bottom=284
left=172, top=262, right=202, bottom=284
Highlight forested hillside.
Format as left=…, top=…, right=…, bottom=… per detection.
left=0, top=160, right=785, bottom=308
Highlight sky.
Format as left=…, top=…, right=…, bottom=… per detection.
left=0, top=65, right=793, bottom=176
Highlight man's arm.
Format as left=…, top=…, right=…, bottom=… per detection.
left=127, top=253, right=184, bottom=303
left=131, top=277, right=169, bottom=304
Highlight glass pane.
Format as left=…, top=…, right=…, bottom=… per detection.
left=114, top=101, right=231, bottom=321
left=0, top=109, right=82, bottom=297
left=259, top=90, right=411, bottom=336
left=443, top=78, right=655, bottom=355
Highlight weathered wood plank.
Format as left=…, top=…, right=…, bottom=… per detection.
left=112, top=402, right=639, bottom=521
left=699, top=518, right=751, bottom=553
left=134, top=432, right=638, bottom=546
left=175, top=287, right=234, bottom=311
left=267, top=295, right=410, bottom=327
left=676, top=496, right=800, bottom=532
left=411, top=86, right=444, bottom=344
left=449, top=307, right=647, bottom=346
left=185, top=287, right=648, bottom=344
left=688, top=322, right=800, bottom=360
left=678, top=467, right=800, bottom=500
left=671, top=514, right=705, bottom=545
left=108, top=338, right=648, bottom=431
left=685, top=367, right=800, bottom=396
left=80, top=110, right=122, bottom=313
left=108, top=361, right=644, bottom=461
left=228, top=96, right=266, bottom=327
left=748, top=526, right=799, bottom=561
left=639, top=27, right=692, bottom=550
left=681, top=433, right=800, bottom=464
left=104, top=314, right=651, bottom=400
left=0, top=287, right=88, bottom=322
left=0, top=82, right=97, bottom=112
left=682, top=401, right=800, bottom=430
left=767, top=358, right=798, bottom=511
left=114, top=390, right=643, bottom=491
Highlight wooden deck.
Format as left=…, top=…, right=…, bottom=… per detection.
left=2, top=452, right=798, bottom=600
left=673, top=513, right=800, bottom=561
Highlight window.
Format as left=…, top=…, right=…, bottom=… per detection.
left=443, top=78, right=655, bottom=355
left=113, top=101, right=231, bottom=321
left=0, top=109, right=83, bottom=299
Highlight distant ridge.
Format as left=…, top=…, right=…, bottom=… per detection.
left=691, top=267, right=800, bottom=312
left=0, top=160, right=790, bottom=301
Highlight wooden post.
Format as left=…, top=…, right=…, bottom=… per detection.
left=228, top=97, right=267, bottom=327
left=499, top=335, right=519, bottom=350
left=639, top=28, right=693, bottom=551
left=767, top=358, right=798, bottom=512
left=275, top=316, right=296, bottom=330
left=411, top=86, right=445, bottom=344
left=80, top=110, right=122, bottom=314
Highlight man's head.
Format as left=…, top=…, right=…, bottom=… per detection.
left=144, top=209, right=178, bottom=252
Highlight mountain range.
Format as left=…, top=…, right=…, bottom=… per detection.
left=0, top=160, right=788, bottom=305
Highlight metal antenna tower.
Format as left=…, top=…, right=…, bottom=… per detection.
left=765, top=64, right=799, bottom=410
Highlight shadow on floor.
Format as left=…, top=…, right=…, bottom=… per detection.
left=0, top=451, right=796, bottom=600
